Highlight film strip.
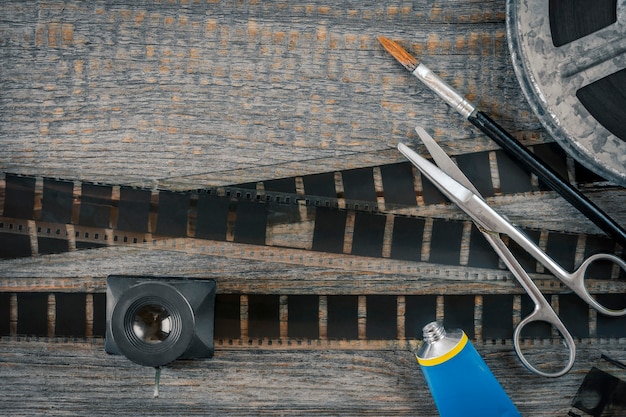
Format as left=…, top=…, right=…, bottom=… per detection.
left=2, top=291, right=626, bottom=349
left=216, top=142, right=613, bottom=212
left=0, top=189, right=623, bottom=280
left=1, top=144, right=625, bottom=347
left=0, top=143, right=621, bottom=267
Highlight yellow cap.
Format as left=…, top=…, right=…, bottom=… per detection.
left=416, top=332, right=468, bottom=366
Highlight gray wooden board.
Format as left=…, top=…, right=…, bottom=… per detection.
left=1, top=0, right=626, bottom=415
left=1, top=246, right=625, bottom=295
left=1, top=0, right=543, bottom=188
left=0, top=339, right=625, bottom=416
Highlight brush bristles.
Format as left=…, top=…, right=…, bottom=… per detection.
left=377, top=36, right=419, bottom=72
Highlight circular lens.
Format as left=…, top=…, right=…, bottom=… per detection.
left=111, top=282, right=195, bottom=367
left=132, top=304, right=172, bottom=344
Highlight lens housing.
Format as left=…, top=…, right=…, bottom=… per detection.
left=105, top=275, right=216, bottom=367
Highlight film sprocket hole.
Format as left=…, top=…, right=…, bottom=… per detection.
left=105, top=275, right=216, bottom=367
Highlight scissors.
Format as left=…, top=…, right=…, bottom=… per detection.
left=398, top=127, right=626, bottom=377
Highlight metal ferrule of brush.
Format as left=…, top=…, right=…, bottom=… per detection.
left=413, top=64, right=476, bottom=119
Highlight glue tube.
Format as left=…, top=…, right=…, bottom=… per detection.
left=415, top=322, right=522, bottom=417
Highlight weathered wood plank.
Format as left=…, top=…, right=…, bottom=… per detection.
left=0, top=339, right=624, bottom=416
left=0, top=1, right=542, bottom=188
left=1, top=245, right=624, bottom=295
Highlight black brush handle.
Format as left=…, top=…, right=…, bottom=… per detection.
left=468, top=110, right=626, bottom=248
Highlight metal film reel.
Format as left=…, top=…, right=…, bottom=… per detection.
left=507, top=0, right=626, bottom=186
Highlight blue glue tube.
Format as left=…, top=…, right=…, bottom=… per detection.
left=415, top=321, right=522, bottom=417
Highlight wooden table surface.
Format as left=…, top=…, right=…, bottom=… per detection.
left=0, top=338, right=624, bottom=416
left=1, top=1, right=625, bottom=415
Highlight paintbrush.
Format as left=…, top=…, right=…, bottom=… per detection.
left=378, top=36, right=626, bottom=248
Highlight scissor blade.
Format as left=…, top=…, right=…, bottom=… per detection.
left=414, top=126, right=481, bottom=197
left=398, top=143, right=528, bottom=240
left=398, top=142, right=513, bottom=235
left=397, top=143, right=475, bottom=206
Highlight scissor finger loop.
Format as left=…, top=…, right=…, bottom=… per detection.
left=513, top=307, right=576, bottom=378
left=566, top=253, right=626, bottom=317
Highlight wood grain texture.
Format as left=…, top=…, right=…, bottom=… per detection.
left=1, top=1, right=625, bottom=415
left=0, top=339, right=625, bottom=416
left=0, top=0, right=539, bottom=188
left=1, top=245, right=625, bottom=295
